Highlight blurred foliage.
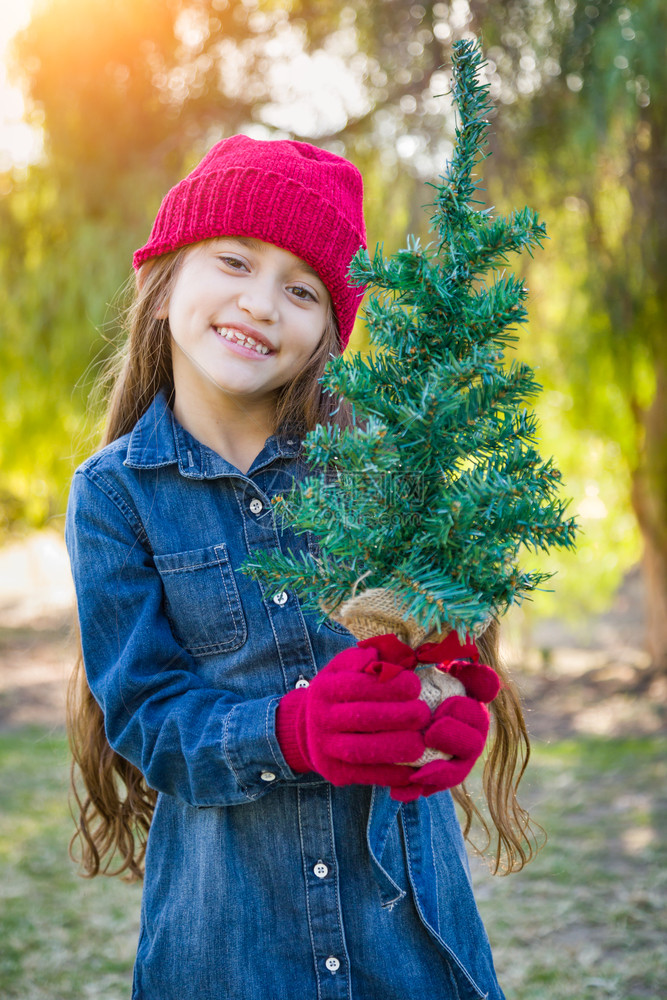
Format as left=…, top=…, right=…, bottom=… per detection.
left=470, top=0, right=666, bottom=628
left=0, top=169, right=136, bottom=530
left=1, top=0, right=664, bottom=634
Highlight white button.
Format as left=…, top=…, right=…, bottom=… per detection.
left=249, top=498, right=263, bottom=514
left=286, top=439, right=295, bottom=445
left=295, top=677, right=310, bottom=689
left=273, top=591, right=288, bottom=606
left=313, top=861, right=328, bottom=879
left=325, top=957, right=340, bottom=974
left=260, top=771, right=276, bottom=782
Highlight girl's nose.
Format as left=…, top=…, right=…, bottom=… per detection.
left=237, top=280, right=279, bottom=324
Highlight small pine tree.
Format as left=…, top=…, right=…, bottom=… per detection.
left=242, top=37, right=578, bottom=640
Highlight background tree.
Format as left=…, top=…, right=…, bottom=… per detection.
left=466, top=0, right=667, bottom=669
left=3, top=0, right=665, bottom=668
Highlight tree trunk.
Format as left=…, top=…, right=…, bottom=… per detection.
left=631, top=362, right=667, bottom=674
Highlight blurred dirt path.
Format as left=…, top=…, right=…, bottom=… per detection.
left=0, top=530, right=665, bottom=737
left=0, top=530, right=75, bottom=729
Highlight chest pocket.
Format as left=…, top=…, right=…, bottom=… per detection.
left=154, top=543, right=247, bottom=656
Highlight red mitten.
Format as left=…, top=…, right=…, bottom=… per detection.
left=444, top=659, right=500, bottom=704
left=276, top=642, right=431, bottom=788
left=417, top=632, right=501, bottom=705
left=390, top=696, right=490, bottom=802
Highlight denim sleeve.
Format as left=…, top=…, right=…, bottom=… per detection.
left=65, top=468, right=297, bottom=806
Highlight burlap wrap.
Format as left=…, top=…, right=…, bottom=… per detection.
left=326, top=587, right=439, bottom=646
left=325, top=587, right=465, bottom=765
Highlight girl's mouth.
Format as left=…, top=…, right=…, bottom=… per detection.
left=213, top=325, right=274, bottom=357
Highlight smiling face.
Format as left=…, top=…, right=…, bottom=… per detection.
left=163, top=237, right=331, bottom=421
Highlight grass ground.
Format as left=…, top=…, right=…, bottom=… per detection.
left=0, top=729, right=140, bottom=1000
left=0, top=729, right=665, bottom=999
left=471, top=737, right=667, bottom=1000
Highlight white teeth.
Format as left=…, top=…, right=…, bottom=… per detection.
left=215, top=326, right=270, bottom=355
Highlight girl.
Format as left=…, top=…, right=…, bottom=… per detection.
left=66, top=135, right=534, bottom=1000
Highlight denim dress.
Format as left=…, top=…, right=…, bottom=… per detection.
left=65, top=390, right=505, bottom=1000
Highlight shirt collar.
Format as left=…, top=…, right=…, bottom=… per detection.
left=123, top=389, right=303, bottom=479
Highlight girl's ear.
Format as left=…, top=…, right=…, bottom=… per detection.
left=135, top=260, right=153, bottom=293
left=136, top=260, right=169, bottom=318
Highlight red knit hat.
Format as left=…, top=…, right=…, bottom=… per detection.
left=133, top=134, right=367, bottom=350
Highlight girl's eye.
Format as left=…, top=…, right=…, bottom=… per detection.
left=218, top=255, right=248, bottom=271
left=289, top=285, right=317, bottom=302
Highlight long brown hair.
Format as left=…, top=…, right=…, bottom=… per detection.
left=68, top=248, right=541, bottom=880
left=455, top=621, right=543, bottom=874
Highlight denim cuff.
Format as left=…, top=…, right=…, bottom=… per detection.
left=223, top=696, right=299, bottom=796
